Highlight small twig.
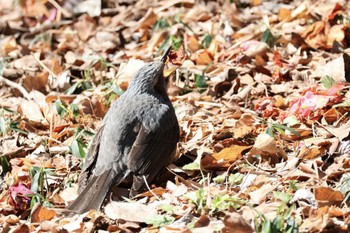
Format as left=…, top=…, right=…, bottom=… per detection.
left=194, top=101, right=223, bottom=107
left=32, top=53, right=58, bottom=79
left=48, top=0, right=71, bottom=18
left=0, top=76, right=31, bottom=100
left=142, top=175, right=161, bottom=201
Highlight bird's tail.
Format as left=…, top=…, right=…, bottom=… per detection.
left=67, top=169, right=116, bottom=214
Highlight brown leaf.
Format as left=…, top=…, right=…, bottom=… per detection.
left=22, top=72, right=48, bottom=93
left=222, top=212, right=253, bottom=233
left=73, top=14, right=96, bottom=41
left=278, top=8, right=292, bottom=21
left=249, top=183, right=277, bottom=205
left=249, top=133, right=288, bottom=162
left=31, top=205, right=57, bottom=223
left=298, top=145, right=328, bottom=160
left=168, top=45, right=186, bottom=66
left=191, top=49, right=213, bottom=65
left=194, top=215, right=210, bottom=228
left=19, top=99, right=47, bottom=125
left=187, top=35, right=201, bottom=52
left=12, top=223, right=31, bottom=233
left=201, top=145, right=251, bottom=169
left=314, top=187, right=344, bottom=202
left=327, top=24, right=346, bottom=47
left=136, top=8, right=158, bottom=30
left=324, top=121, right=350, bottom=141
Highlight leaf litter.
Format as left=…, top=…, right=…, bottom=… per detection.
left=1, top=0, right=350, bottom=232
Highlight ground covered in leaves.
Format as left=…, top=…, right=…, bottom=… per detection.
left=1, top=0, right=350, bottom=232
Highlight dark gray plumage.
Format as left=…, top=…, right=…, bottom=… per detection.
left=68, top=52, right=179, bottom=213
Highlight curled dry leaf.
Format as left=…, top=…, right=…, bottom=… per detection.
left=201, top=145, right=252, bottom=169
left=168, top=45, right=186, bottom=66
left=248, top=133, right=288, bottom=163
left=291, top=188, right=317, bottom=207
left=8, top=183, right=33, bottom=212
left=5, top=214, right=20, bottom=224
left=241, top=40, right=268, bottom=58
left=248, top=183, right=277, bottom=205
left=116, top=59, right=145, bottom=88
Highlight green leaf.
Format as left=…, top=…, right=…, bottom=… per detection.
left=0, top=156, right=9, bottom=175
left=283, top=204, right=295, bottom=220
left=55, top=99, right=67, bottom=117
left=334, top=100, right=350, bottom=107
left=29, top=193, right=42, bottom=208
left=146, top=215, right=175, bottom=227
left=30, top=172, right=41, bottom=193
left=182, top=161, right=200, bottom=170
left=80, top=80, right=92, bottom=90
left=152, top=18, right=170, bottom=34
left=70, top=104, right=79, bottom=118
left=289, top=180, right=299, bottom=191
left=320, top=75, right=336, bottom=89
left=158, top=204, right=173, bottom=214
left=262, top=219, right=272, bottom=233
left=213, top=173, right=227, bottom=183
left=158, top=36, right=172, bottom=55
left=272, top=215, right=283, bottom=231
left=202, top=34, right=213, bottom=49
left=283, top=116, right=299, bottom=127
left=171, top=36, right=183, bottom=50
left=273, top=191, right=292, bottom=203
left=70, top=139, right=86, bottom=158
left=261, top=29, right=275, bottom=47
left=228, top=173, right=243, bottom=185
left=0, top=117, right=7, bottom=134
left=3, top=108, right=16, bottom=114
left=110, top=84, right=124, bottom=96
left=0, top=58, right=4, bottom=76
left=65, top=81, right=80, bottom=95
left=266, top=127, right=274, bottom=137
left=285, top=217, right=298, bottom=233
left=339, top=177, right=350, bottom=194
left=272, top=123, right=300, bottom=137
left=194, top=73, right=207, bottom=88
left=342, top=191, right=350, bottom=206
left=107, top=93, right=117, bottom=105
left=9, top=122, right=28, bottom=135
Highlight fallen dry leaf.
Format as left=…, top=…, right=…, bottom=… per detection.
left=168, top=45, right=186, bottom=66
left=201, top=145, right=251, bottom=169
left=31, top=205, right=57, bottom=223
left=104, top=201, right=157, bottom=222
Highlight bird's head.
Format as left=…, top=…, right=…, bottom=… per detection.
left=128, top=47, right=171, bottom=95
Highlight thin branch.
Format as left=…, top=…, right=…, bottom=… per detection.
left=32, top=53, right=58, bottom=79
left=0, top=76, right=31, bottom=100
left=142, top=175, right=161, bottom=201
left=48, top=0, right=72, bottom=18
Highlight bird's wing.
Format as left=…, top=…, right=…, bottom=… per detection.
left=77, top=124, right=105, bottom=193
left=126, top=105, right=179, bottom=177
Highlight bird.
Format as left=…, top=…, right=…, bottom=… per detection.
left=68, top=47, right=180, bottom=213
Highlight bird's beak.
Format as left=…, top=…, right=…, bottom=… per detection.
left=161, top=46, right=172, bottom=63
